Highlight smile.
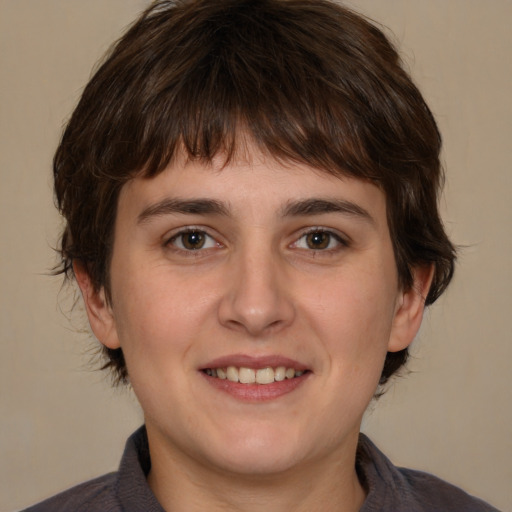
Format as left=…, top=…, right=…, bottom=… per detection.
left=203, top=366, right=306, bottom=384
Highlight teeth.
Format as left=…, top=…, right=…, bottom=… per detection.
left=285, top=368, right=295, bottom=379
left=226, top=366, right=239, bottom=382
left=274, top=366, right=286, bottom=381
left=206, top=366, right=306, bottom=384
left=256, top=367, right=274, bottom=384
left=239, top=367, right=256, bottom=384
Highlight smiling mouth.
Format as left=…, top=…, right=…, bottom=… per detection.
left=202, top=366, right=308, bottom=385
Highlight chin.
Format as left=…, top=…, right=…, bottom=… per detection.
left=215, top=449, right=304, bottom=477
left=204, top=428, right=307, bottom=476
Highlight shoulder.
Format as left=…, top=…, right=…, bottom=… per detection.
left=21, top=426, right=163, bottom=512
left=395, top=466, right=500, bottom=512
left=357, top=434, right=500, bottom=512
left=21, top=472, right=120, bottom=512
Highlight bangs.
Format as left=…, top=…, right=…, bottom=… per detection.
left=85, top=0, right=401, bottom=182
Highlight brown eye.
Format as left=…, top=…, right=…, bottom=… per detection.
left=305, top=232, right=331, bottom=250
left=170, top=230, right=217, bottom=251
left=292, top=230, right=346, bottom=252
left=181, top=231, right=206, bottom=250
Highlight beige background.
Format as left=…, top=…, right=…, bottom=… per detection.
left=1, top=1, right=510, bottom=510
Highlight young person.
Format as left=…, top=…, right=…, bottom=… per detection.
left=24, top=1, right=499, bottom=510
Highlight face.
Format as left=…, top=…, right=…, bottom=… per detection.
left=79, top=150, right=429, bottom=478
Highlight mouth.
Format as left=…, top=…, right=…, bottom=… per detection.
left=202, top=366, right=308, bottom=385
left=200, top=355, right=311, bottom=401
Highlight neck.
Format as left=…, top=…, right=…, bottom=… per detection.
left=146, top=427, right=366, bottom=512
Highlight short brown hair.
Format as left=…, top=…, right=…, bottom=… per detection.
left=54, top=0, right=455, bottom=385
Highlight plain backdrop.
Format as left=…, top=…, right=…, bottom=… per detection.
left=1, top=1, right=511, bottom=511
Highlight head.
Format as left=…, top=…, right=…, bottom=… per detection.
left=55, top=0, right=455, bottom=386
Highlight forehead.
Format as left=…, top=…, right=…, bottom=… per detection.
left=118, top=149, right=388, bottom=230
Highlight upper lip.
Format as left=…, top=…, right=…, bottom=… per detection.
left=201, top=354, right=309, bottom=371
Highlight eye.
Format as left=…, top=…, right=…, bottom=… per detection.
left=293, top=230, right=345, bottom=251
left=168, top=229, right=218, bottom=251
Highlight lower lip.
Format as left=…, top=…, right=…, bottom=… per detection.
left=201, top=372, right=310, bottom=402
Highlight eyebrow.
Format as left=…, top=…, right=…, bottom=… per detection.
left=137, top=197, right=374, bottom=225
left=137, top=198, right=230, bottom=224
left=281, top=198, right=374, bottom=224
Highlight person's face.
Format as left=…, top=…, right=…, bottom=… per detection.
left=78, top=149, right=430, bottom=477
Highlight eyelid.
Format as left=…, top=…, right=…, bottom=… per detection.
left=291, top=227, right=350, bottom=250
left=162, top=225, right=349, bottom=255
left=164, top=226, right=222, bottom=252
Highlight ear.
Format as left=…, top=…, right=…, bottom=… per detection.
left=73, top=261, right=121, bottom=349
left=388, top=264, right=435, bottom=352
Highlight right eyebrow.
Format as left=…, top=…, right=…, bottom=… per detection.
left=280, top=198, right=375, bottom=226
left=137, top=198, right=230, bottom=224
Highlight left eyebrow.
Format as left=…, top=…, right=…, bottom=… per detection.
left=137, top=198, right=230, bottom=224
left=280, top=198, right=375, bottom=225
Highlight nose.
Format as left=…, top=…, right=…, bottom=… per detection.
left=217, top=243, right=295, bottom=337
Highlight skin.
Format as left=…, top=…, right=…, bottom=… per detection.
left=76, top=149, right=432, bottom=512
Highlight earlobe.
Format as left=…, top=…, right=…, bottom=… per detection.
left=387, top=264, right=435, bottom=352
left=73, top=262, right=121, bottom=350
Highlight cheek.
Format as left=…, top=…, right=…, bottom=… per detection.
left=110, top=265, right=220, bottom=362
left=303, top=266, right=398, bottom=364
left=110, top=272, right=178, bottom=356
left=108, top=271, right=197, bottom=409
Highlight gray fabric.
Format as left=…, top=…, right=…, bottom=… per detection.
left=23, top=426, right=163, bottom=512
left=23, top=426, right=499, bottom=511
left=357, top=435, right=499, bottom=511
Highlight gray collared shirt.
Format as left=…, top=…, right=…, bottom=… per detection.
left=23, top=426, right=500, bottom=511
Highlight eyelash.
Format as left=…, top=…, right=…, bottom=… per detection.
left=165, top=227, right=220, bottom=254
left=292, top=228, right=349, bottom=253
left=164, top=226, right=349, bottom=256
